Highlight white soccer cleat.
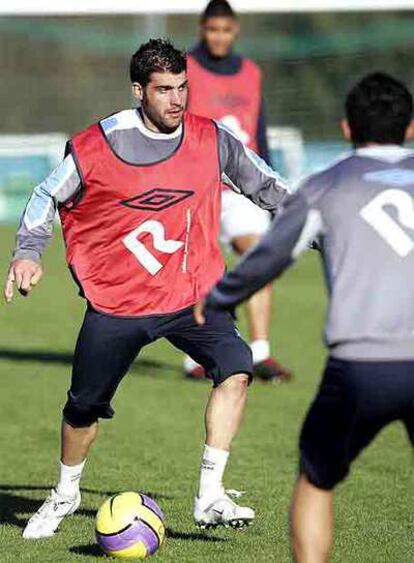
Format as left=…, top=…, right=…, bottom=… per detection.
left=22, top=488, right=81, bottom=539
left=194, top=490, right=255, bottom=530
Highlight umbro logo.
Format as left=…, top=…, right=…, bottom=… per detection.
left=201, top=460, right=216, bottom=471
left=121, top=188, right=194, bottom=212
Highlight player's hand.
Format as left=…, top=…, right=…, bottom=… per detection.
left=4, top=259, right=43, bottom=303
left=194, top=298, right=207, bottom=326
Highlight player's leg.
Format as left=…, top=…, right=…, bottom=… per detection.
left=401, top=362, right=414, bottom=449
left=291, top=358, right=411, bottom=562
left=167, top=307, right=254, bottom=528
left=59, top=308, right=152, bottom=489
left=225, top=191, right=291, bottom=382
left=196, top=374, right=252, bottom=529
left=231, top=232, right=273, bottom=347
left=60, top=419, right=98, bottom=467
left=289, top=358, right=351, bottom=562
left=23, top=307, right=151, bottom=539
left=204, top=372, right=248, bottom=451
left=231, top=232, right=290, bottom=381
left=291, top=475, right=334, bottom=563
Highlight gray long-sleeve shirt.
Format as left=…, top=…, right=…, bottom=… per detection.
left=13, top=108, right=288, bottom=262
left=207, top=145, right=414, bottom=361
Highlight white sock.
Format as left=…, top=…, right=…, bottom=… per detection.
left=56, top=460, right=86, bottom=498
left=198, top=445, right=229, bottom=498
left=250, top=339, right=270, bottom=364
left=183, top=355, right=201, bottom=372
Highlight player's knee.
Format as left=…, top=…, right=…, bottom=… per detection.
left=222, top=373, right=250, bottom=395
left=63, top=396, right=114, bottom=428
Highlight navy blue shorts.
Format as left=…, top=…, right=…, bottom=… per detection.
left=63, top=306, right=252, bottom=427
left=300, top=357, right=414, bottom=490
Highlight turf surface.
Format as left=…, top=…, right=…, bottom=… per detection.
left=0, top=225, right=412, bottom=562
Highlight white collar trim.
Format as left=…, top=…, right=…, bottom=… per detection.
left=135, top=109, right=183, bottom=140
left=356, top=145, right=414, bottom=162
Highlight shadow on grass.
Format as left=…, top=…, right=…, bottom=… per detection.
left=0, top=489, right=95, bottom=529
left=0, top=484, right=174, bottom=530
left=0, top=348, right=180, bottom=375
left=167, top=528, right=228, bottom=542
left=69, top=544, right=103, bottom=557
left=70, top=528, right=228, bottom=558
left=0, top=484, right=118, bottom=497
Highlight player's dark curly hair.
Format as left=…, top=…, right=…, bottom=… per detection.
left=201, top=0, right=236, bottom=22
left=346, top=72, right=413, bottom=146
left=130, top=39, right=187, bottom=87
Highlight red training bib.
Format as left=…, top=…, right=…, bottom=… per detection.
left=60, top=111, right=224, bottom=317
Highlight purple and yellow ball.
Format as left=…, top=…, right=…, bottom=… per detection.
left=95, top=492, right=165, bottom=559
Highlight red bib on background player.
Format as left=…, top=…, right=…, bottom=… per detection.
left=59, top=111, right=224, bottom=317
left=186, top=54, right=261, bottom=152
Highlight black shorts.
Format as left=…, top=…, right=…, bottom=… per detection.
left=299, top=357, right=414, bottom=490
left=63, top=306, right=252, bottom=427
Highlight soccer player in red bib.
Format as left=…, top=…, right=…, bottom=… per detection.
left=4, top=39, right=287, bottom=538
left=186, top=0, right=292, bottom=382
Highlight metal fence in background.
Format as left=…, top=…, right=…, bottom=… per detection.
left=1, top=12, right=414, bottom=138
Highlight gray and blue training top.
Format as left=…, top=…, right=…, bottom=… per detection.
left=207, top=145, right=414, bottom=361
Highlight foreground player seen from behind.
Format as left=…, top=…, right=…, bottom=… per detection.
left=186, top=0, right=292, bottom=382
left=195, top=72, right=414, bottom=562
left=4, top=39, right=288, bottom=538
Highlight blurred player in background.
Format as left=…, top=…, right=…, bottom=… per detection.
left=195, top=72, right=414, bottom=562
left=4, top=39, right=288, bottom=538
left=186, top=0, right=292, bottom=382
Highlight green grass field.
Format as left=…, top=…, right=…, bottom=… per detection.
left=0, top=225, right=413, bottom=563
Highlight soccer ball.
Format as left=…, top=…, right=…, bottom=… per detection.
left=95, top=492, right=165, bottom=559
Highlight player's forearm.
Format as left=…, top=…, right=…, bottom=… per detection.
left=12, top=189, right=57, bottom=263
left=206, top=192, right=317, bottom=311
left=206, top=231, right=292, bottom=310
left=218, top=124, right=289, bottom=212
left=13, top=223, right=52, bottom=262
left=11, top=153, right=82, bottom=263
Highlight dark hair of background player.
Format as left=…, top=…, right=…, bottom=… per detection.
left=130, top=39, right=187, bottom=87
left=201, top=0, right=237, bottom=22
left=346, top=72, right=413, bottom=146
